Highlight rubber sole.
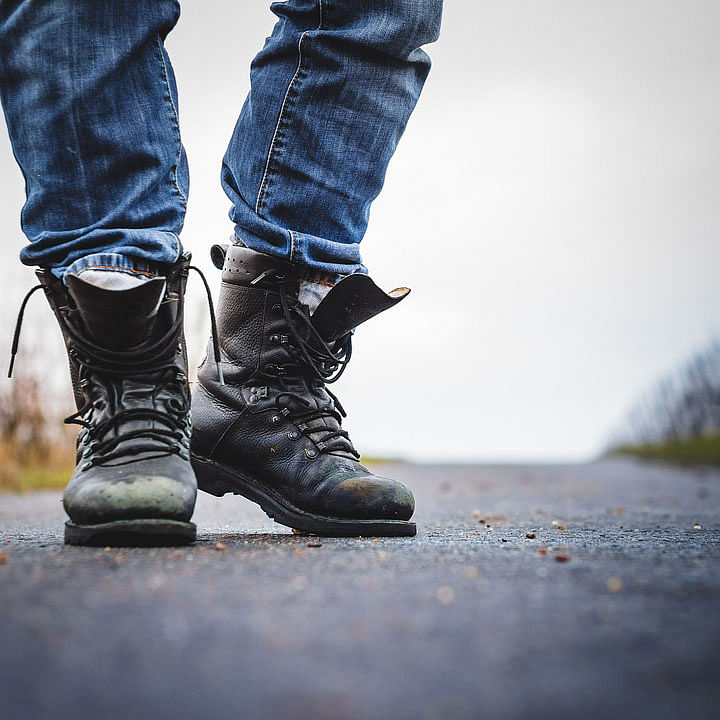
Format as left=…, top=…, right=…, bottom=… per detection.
left=192, top=454, right=417, bottom=537
left=64, top=519, right=196, bottom=547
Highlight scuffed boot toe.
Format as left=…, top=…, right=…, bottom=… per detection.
left=63, top=456, right=197, bottom=526
left=323, top=474, right=415, bottom=521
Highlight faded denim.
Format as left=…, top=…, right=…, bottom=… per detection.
left=0, top=0, right=442, bottom=279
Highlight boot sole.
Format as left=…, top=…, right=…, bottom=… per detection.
left=192, top=454, right=417, bottom=537
left=64, top=519, right=196, bottom=547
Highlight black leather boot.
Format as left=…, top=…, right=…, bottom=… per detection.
left=191, top=244, right=416, bottom=536
left=26, top=257, right=198, bottom=546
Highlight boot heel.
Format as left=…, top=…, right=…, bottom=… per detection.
left=191, top=455, right=236, bottom=497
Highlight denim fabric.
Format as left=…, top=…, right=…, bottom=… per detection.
left=0, top=0, right=187, bottom=279
left=222, top=1, right=442, bottom=276
left=0, top=0, right=441, bottom=279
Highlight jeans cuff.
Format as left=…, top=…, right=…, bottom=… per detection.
left=232, top=231, right=346, bottom=285
left=63, top=253, right=162, bottom=283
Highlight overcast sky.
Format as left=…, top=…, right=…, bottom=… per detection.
left=1, top=0, right=719, bottom=462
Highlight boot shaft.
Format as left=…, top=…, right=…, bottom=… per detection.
left=38, top=258, right=191, bottom=410
left=198, top=244, right=410, bottom=391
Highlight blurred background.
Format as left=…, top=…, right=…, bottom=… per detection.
left=1, top=0, right=719, bottom=488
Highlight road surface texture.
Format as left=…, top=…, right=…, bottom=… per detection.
left=1, top=458, right=718, bottom=720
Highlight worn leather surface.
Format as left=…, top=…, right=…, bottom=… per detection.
left=193, top=245, right=414, bottom=522
left=39, top=259, right=197, bottom=525
left=65, top=275, right=166, bottom=350
left=311, top=273, right=410, bottom=343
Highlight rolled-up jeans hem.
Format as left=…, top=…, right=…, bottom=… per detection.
left=62, top=253, right=164, bottom=283
left=232, top=227, right=367, bottom=280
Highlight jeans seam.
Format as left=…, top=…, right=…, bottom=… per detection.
left=254, top=0, right=324, bottom=222
left=156, top=35, right=187, bottom=213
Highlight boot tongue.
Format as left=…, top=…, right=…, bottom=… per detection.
left=310, top=274, right=410, bottom=342
left=65, top=274, right=167, bottom=349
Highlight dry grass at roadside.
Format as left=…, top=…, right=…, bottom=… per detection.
left=0, top=370, right=75, bottom=492
left=0, top=440, right=73, bottom=492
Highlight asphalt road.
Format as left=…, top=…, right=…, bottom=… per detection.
left=1, top=458, right=719, bottom=720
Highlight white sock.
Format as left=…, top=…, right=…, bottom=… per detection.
left=299, top=277, right=335, bottom=313
left=73, top=268, right=152, bottom=290
left=232, top=234, right=338, bottom=313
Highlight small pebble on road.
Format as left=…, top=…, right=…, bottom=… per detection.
left=436, top=586, right=455, bottom=605
left=607, top=577, right=623, bottom=593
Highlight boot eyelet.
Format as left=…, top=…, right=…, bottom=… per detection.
left=270, top=334, right=280, bottom=344
left=272, top=304, right=282, bottom=316
left=288, top=431, right=299, bottom=440
left=271, top=415, right=281, bottom=424
left=304, top=447, right=317, bottom=459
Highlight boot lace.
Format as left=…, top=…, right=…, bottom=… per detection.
left=252, top=270, right=359, bottom=458
left=9, top=265, right=224, bottom=468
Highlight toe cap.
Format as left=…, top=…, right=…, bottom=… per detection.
left=63, top=455, right=197, bottom=524
left=323, top=473, right=415, bottom=521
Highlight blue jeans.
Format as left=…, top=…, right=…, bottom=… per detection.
left=0, top=0, right=441, bottom=280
